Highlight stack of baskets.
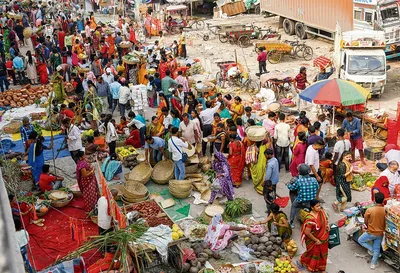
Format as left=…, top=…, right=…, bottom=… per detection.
left=122, top=181, right=149, bottom=204
left=246, top=126, right=267, bottom=142
left=126, top=162, right=152, bottom=184
left=151, top=160, right=174, bottom=184
left=169, top=180, right=192, bottom=199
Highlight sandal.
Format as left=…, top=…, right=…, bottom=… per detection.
left=331, top=203, right=339, bottom=213
left=296, top=260, right=305, bottom=271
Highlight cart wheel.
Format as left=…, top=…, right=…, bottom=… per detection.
left=195, top=20, right=205, bottom=30
left=203, top=34, right=210, bottom=41
left=268, top=50, right=282, bottom=64
left=294, top=45, right=304, bottom=58
left=244, top=79, right=260, bottom=93
left=363, top=123, right=374, bottom=140
left=303, top=46, right=313, bottom=61
left=219, top=34, right=228, bottom=43
left=216, top=72, right=224, bottom=87
left=238, top=35, right=251, bottom=48
left=228, top=37, right=236, bottom=45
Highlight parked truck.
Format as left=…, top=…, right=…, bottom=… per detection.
left=260, top=0, right=354, bottom=40
left=333, top=25, right=390, bottom=95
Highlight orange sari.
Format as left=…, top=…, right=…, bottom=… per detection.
left=320, top=159, right=334, bottom=186
left=228, top=140, right=246, bottom=187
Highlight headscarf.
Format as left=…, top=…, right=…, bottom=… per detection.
left=372, top=176, right=390, bottom=202
left=204, top=214, right=224, bottom=250
left=212, top=151, right=229, bottom=172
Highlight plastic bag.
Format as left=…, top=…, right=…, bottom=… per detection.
left=382, top=234, right=388, bottom=251
left=344, top=217, right=360, bottom=235
left=210, top=178, right=222, bottom=191
left=231, top=242, right=254, bottom=261
left=270, top=222, right=278, bottom=236
left=328, top=224, right=341, bottom=249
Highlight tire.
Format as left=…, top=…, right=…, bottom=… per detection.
left=244, top=79, right=260, bottom=93
left=283, top=18, right=295, bottom=35
left=254, top=4, right=260, bottom=14
left=228, top=36, right=236, bottom=45
left=216, top=72, right=224, bottom=87
left=195, top=20, right=205, bottom=30
left=219, top=34, right=228, bottom=43
left=303, top=46, right=313, bottom=61
left=294, top=45, right=304, bottom=58
left=238, top=35, right=251, bottom=48
left=268, top=50, right=282, bottom=64
left=203, top=34, right=210, bottom=41
left=295, top=22, right=307, bottom=40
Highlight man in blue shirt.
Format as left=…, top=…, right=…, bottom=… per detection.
left=110, top=76, right=121, bottom=115
left=145, top=136, right=166, bottom=163
left=287, top=164, right=319, bottom=228
left=264, top=148, right=279, bottom=187
left=13, top=52, right=26, bottom=85
left=342, top=112, right=365, bottom=165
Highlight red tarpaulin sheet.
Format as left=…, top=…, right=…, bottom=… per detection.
left=26, top=197, right=103, bottom=271
left=313, top=56, right=332, bottom=69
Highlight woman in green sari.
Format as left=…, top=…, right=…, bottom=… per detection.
left=3, top=27, right=10, bottom=53
left=52, top=66, right=66, bottom=102
left=250, top=135, right=273, bottom=194
left=253, top=203, right=292, bottom=238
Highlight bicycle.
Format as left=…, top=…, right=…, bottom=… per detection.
left=282, top=39, right=313, bottom=61
left=215, top=61, right=259, bottom=93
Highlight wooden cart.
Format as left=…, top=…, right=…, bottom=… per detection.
left=253, top=40, right=293, bottom=64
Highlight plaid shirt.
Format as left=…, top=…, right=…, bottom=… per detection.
left=287, top=175, right=319, bottom=202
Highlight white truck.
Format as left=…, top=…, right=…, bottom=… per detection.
left=333, top=24, right=390, bottom=95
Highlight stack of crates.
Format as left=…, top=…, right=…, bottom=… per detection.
left=364, top=147, right=383, bottom=161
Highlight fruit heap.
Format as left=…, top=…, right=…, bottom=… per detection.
left=116, top=146, right=137, bottom=158
left=274, top=258, right=296, bottom=273
left=172, top=223, right=184, bottom=240
left=0, top=84, right=50, bottom=108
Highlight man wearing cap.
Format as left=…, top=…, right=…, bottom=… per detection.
left=377, top=144, right=400, bottom=171
left=379, top=161, right=400, bottom=195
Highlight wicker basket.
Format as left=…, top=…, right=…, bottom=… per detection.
left=51, top=195, right=73, bottom=208
left=23, top=27, right=33, bottom=38
left=71, top=190, right=82, bottom=197
left=366, top=139, right=386, bottom=150
left=3, top=120, right=22, bottom=134
left=376, top=128, right=388, bottom=140
left=109, top=184, right=124, bottom=200
left=120, top=42, right=132, bottom=49
left=169, top=179, right=192, bottom=192
left=121, top=193, right=149, bottom=204
left=151, top=160, right=174, bottom=184
left=169, top=187, right=192, bottom=199
left=78, top=67, right=91, bottom=73
left=246, top=126, right=267, bottom=142
left=122, top=56, right=140, bottom=65
left=36, top=207, right=49, bottom=217
left=185, top=163, right=200, bottom=174
left=123, top=181, right=148, bottom=199
left=128, top=162, right=152, bottom=184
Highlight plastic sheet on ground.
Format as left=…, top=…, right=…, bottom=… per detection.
left=147, top=185, right=191, bottom=221
left=137, top=224, right=173, bottom=261
left=0, top=105, right=47, bottom=130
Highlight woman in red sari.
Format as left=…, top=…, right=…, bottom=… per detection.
left=298, top=199, right=329, bottom=273
left=289, top=132, right=307, bottom=177
left=129, top=25, right=137, bottom=44
left=371, top=176, right=391, bottom=204
left=159, top=57, right=168, bottom=79
left=125, top=125, right=142, bottom=148
left=35, top=47, right=49, bottom=84
left=227, top=134, right=245, bottom=187
left=76, top=151, right=101, bottom=213
left=167, top=55, right=177, bottom=77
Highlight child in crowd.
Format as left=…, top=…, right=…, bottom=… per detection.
left=320, top=152, right=334, bottom=186
left=263, top=179, right=277, bottom=214
left=116, top=116, right=128, bottom=134
left=282, top=233, right=298, bottom=258
left=318, top=113, right=330, bottom=136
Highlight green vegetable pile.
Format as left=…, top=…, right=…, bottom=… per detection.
left=225, top=198, right=251, bottom=218
left=352, top=175, right=364, bottom=189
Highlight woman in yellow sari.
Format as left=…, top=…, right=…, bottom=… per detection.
left=250, top=135, right=273, bottom=194
left=89, top=13, right=97, bottom=29
left=146, top=116, right=164, bottom=137
left=230, top=96, right=244, bottom=122
left=138, top=60, right=148, bottom=85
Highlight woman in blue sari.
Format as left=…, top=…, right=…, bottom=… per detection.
left=101, top=153, right=123, bottom=181
left=28, top=136, right=53, bottom=189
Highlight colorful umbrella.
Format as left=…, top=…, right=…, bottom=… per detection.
left=299, top=78, right=370, bottom=106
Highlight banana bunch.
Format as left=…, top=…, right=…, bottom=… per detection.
left=116, top=146, right=137, bottom=158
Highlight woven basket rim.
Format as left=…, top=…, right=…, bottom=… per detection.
left=128, top=162, right=152, bottom=184
left=151, top=160, right=175, bottom=184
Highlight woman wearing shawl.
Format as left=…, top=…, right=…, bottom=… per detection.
left=371, top=176, right=391, bottom=204
left=209, top=152, right=235, bottom=204
left=76, top=151, right=101, bottom=213
left=289, top=132, right=307, bottom=177
left=250, top=136, right=273, bottom=194
left=227, top=134, right=245, bottom=187
left=101, top=154, right=123, bottom=181
left=332, top=151, right=353, bottom=212
left=293, top=117, right=309, bottom=147
left=230, top=96, right=244, bottom=122
left=205, top=214, right=249, bottom=251
left=298, top=199, right=329, bottom=273
left=28, top=136, right=53, bottom=188
left=253, top=203, right=292, bottom=238
left=146, top=116, right=164, bottom=137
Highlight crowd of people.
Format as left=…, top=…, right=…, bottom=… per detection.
left=4, top=1, right=400, bottom=273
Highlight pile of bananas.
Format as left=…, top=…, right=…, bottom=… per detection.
left=116, top=146, right=137, bottom=158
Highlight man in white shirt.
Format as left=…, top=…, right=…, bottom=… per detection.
left=97, top=189, right=118, bottom=234
left=62, top=119, right=82, bottom=164
left=200, top=101, right=221, bottom=155
left=333, top=128, right=351, bottom=173
left=377, top=144, right=400, bottom=171
left=118, top=82, right=131, bottom=117
left=168, top=127, right=188, bottom=180
left=179, top=113, right=197, bottom=145
left=305, top=139, right=325, bottom=200
left=106, top=118, right=118, bottom=155
left=274, top=113, right=291, bottom=171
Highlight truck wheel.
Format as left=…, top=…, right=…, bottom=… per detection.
left=283, top=18, right=295, bottom=35
left=295, top=22, right=307, bottom=40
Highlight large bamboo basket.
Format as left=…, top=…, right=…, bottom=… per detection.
left=123, top=181, right=148, bottom=199
left=169, top=179, right=192, bottom=192
left=151, top=160, right=174, bottom=184
left=127, top=162, right=152, bottom=184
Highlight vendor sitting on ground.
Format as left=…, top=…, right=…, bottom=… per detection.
left=94, top=130, right=107, bottom=150
left=252, top=203, right=292, bottom=238
left=125, top=125, right=142, bottom=148
left=85, top=136, right=109, bottom=163
left=376, top=144, right=400, bottom=171
left=205, top=214, right=250, bottom=251
left=38, top=164, right=64, bottom=192
left=116, top=116, right=128, bottom=134
left=371, top=176, right=391, bottom=205
left=101, top=153, right=123, bottom=181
